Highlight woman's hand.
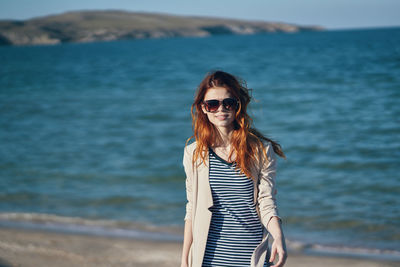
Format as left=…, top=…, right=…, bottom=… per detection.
left=269, top=235, right=287, bottom=267
left=180, top=219, right=192, bottom=267
left=266, top=216, right=287, bottom=267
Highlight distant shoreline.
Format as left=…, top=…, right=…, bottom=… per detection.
left=0, top=9, right=323, bottom=46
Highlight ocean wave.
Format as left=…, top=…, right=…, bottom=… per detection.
left=0, top=212, right=183, bottom=241
left=1, top=212, right=399, bottom=261
left=287, top=239, right=400, bottom=261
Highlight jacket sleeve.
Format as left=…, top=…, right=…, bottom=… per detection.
left=258, top=141, right=281, bottom=228
left=183, top=145, right=193, bottom=221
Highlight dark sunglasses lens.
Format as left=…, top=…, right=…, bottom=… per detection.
left=205, top=100, right=220, bottom=112
left=223, top=98, right=237, bottom=110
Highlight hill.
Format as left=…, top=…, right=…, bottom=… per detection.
left=0, top=10, right=324, bottom=46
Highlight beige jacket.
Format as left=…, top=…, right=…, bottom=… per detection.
left=183, top=141, right=280, bottom=267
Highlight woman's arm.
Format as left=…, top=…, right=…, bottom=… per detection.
left=267, top=216, right=287, bottom=267
left=180, top=219, right=193, bottom=267
left=257, top=142, right=287, bottom=267
left=257, top=142, right=280, bottom=227
left=181, top=144, right=194, bottom=266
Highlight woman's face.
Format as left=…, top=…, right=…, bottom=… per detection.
left=201, top=86, right=236, bottom=131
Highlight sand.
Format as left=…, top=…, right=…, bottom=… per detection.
left=0, top=227, right=398, bottom=267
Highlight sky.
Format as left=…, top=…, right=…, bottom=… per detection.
left=0, top=0, right=399, bottom=29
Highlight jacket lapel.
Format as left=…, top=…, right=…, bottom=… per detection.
left=197, top=156, right=213, bottom=209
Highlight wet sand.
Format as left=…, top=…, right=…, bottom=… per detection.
left=0, top=227, right=398, bottom=267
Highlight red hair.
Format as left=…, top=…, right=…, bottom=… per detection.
left=186, top=70, right=285, bottom=179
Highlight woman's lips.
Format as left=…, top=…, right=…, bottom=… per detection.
left=215, top=115, right=228, bottom=120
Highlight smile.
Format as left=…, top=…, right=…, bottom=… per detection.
left=215, top=115, right=228, bottom=120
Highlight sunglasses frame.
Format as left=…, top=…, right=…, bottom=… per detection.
left=202, top=98, right=238, bottom=113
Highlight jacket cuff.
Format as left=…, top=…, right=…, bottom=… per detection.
left=184, top=202, right=192, bottom=221
left=262, top=213, right=282, bottom=228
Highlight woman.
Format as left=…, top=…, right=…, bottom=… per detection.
left=181, top=70, right=287, bottom=267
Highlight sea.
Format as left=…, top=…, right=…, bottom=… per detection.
left=1, top=27, right=399, bottom=260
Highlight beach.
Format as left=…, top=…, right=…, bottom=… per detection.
left=0, top=227, right=398, bottom=267
left=1, top=28, right=400, bottom=266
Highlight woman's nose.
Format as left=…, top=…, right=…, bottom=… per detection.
left=219, top=102, right=229, bottom=112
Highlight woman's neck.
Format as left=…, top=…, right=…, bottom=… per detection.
left=213, top=126, right=236, bottom=162
left=215, top=126, right=233, bottom=148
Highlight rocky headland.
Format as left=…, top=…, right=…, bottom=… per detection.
left=0, top=10, right=324, bottom=46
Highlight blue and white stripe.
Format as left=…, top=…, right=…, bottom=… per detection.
left=202, top=148, right=265, bottom=267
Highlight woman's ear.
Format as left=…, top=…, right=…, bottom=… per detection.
left=201, top=104, right=207, bottom=114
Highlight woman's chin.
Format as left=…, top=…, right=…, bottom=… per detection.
left=214, top=122, right=234, bottom=129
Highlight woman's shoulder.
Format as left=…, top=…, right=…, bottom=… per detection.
left=252, top=138, right=275, bottom=162
left=184, top=140, right=197, bottom=155
left=250, top=135, right=272, bottom=150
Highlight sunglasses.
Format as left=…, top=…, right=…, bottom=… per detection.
left=203, top=98, right=238, bottom=113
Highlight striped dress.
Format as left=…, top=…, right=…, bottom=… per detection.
left=202, top=148, right=266, bottom=267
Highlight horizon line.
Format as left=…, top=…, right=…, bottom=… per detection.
left=1, top=8, right=399, bottom=31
